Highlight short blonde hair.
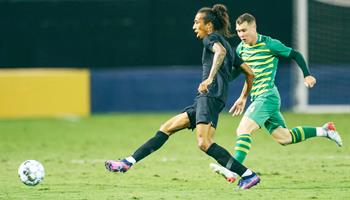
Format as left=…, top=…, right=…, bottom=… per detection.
left=236, top=13, right=256, bottom=25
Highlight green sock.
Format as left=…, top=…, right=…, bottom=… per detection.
left=233, top=134, right=252, bottom=163
left=289, top=126, right=317, bottom=143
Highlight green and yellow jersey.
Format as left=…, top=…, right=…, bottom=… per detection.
left=236, top=34, right=292, bottom=100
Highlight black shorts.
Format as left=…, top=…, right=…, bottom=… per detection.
left=181, top=96, right=225, bottom=130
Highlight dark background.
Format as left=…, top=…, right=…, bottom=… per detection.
left=0, top=0, right=293, bottom=68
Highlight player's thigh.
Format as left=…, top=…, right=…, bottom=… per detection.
left=236, top=116, right=260, bottom=135
left=195, top=96, right=224, bottom=129
left=264, top=111, right=287, bottom=135
left=238, top=99, right=268, bottom=135
left=159, top=112, right=190, bottom=135
left=195, top=96, right=223, bottom=150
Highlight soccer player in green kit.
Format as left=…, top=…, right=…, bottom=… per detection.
left=210, top=13, right=343, bottom=182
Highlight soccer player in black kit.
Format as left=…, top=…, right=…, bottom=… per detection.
left=105, top=4, right=260, bottom=189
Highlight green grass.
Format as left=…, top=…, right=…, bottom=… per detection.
left=0, top=113, right=349, bottom=200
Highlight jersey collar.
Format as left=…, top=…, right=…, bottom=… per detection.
left=256, top=34, right=262, bottom=43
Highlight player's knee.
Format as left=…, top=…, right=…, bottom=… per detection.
left=159, top=124, right=173, bottom=135
left=236, top=130, right=251, bottom=137
left=197, top=140, right=211, bottom=152
left=236, top=126, right=252, bottom=135
left=159, top=122, right=179, bottom=135
left=159, top=124, right=168, bottom=132
left=236, top=127, right=244, bottom=135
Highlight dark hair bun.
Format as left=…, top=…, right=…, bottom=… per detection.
left=212, top=4, right=228, bottom=16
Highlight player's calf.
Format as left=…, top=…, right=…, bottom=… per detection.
left=271, top=128, right=293, bottom=146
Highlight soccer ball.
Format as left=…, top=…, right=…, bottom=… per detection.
left=18, top=160, right=45, bottom=186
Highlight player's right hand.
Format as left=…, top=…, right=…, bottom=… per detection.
left=229, top=98, right=247, bottom=116
left=304, top=75, right=316, bottom=88
left=198, top=78, right=213, bottom=94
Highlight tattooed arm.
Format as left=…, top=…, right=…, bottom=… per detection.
left=198, top=42, right=226, bottom=93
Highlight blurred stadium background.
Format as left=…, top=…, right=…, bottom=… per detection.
left=0, top=0, right=349, bottom=118
left=1, top=1, right=350, bottom=199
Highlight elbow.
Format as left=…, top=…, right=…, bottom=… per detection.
left=289, top=49, right=300, bottom=59
left=241, top=63, right=254, bottom=79
left=247, top=72, right=255, bottom=80
left=248, top=72, right=255, bottom=79
left=246, top=73, right=255, bottom=85
left=222, top=47, right=227, bottom=55
left=220, top=51, right=226, bottom=59
left=219, top=47, right=227, bottom=57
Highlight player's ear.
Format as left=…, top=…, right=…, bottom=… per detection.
left=206, top=22, right=213, bottom=33
left=251, top=22, right=257, bottom=30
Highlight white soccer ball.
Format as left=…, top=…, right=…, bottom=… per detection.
left=18, top=160, right=45, bottom=186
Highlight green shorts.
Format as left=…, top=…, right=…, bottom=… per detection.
left=244, top=88, right=286, bottom=134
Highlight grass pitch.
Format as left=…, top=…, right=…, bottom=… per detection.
left=0, top=113, right=349, bottom=200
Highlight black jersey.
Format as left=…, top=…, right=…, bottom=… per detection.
left=200, top=32, right=243, bottom=102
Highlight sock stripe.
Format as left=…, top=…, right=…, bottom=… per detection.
left=289, top=130, right=296, bottom=143
left=294, top=129, right=301, bottom=142
left=235, top=147, right=250, bottom=153
left=237, top=135, right=252, bottom=141
left=236, top=140, right=251, bottom=148
left=235, top=143, right=250, bottom=151
left=297, top=126, right=305, bottom=141
left=234, top=134, right=252, bottom=163
left=206, top=143, right=247, bottom=176
left=289, top=126, right=317, bottom=144
left=238, top=137, right=252, bottom=143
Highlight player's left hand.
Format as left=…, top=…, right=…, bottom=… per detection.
left=198, top=78, right=213, bottom=93
left=304, top=75, right=316, bottom=88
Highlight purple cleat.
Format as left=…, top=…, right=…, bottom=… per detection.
left=237, top=172, right=260, bottom=190
left=105, top=159, right=132, bottom=173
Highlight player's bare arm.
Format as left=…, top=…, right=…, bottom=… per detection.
left=198, top=42, right=226, bottom=93
left=229, top=63, right=254, bottom=116
left=239, top=63, right=254, bottom=98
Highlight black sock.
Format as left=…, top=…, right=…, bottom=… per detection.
left=132, top=131, right=169, bottom=162
left=206, top=143, right=247, bottom=176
